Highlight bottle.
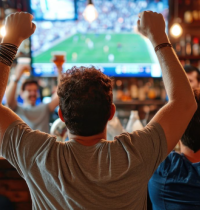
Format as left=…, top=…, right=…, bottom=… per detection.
left=148, top=79, right=156, bottom=99
left=186, top=35, right=192, bottom=55
left=130, top=80, right=139, bottom=99
left=107, top=115, right=124, bottom=140
left=121, top=81, right=131, bottom=101
left=126, top=110, right=144, bottom=132
left=116, top=80, right=123, bottom=101
left=180, top=37, right=186, bottom=56
left=184, top=11, right=193, bottom=23
left=192, top=10, right=199, bottom=21
left=175, top=42, right=182, bottom=56
left=138, top=80, right=145, bottom=101
left=192, top=37, right=199, bottom=56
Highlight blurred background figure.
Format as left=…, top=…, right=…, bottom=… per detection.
left=5, top=63, right=62, bottom=133
left=184, top=65, right=200, bottom=89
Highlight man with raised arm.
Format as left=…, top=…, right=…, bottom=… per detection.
left=5, top=63, right=62, bottom=133
left=0, top=12, right=197, bottom=210
left=148, top=88, right=200, bottom=210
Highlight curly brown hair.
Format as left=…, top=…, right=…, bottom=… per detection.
left=57, top=66, right=113, bottom=136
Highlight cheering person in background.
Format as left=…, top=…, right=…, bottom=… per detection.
left=5, top=61, right=62, bottom=133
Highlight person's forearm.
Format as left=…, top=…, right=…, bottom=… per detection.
left=52, top=68, right=62, bottom=98
left=48, top=67, right=62, bottom=112
left=5, top=80, right=17, bottom=109
left=152, top=34, right=195, bottom=104
left=57, top=66, right=62, bottom=86
left=0, top=63, right=10, bottom=104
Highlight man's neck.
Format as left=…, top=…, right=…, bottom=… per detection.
left=180, top=142, right=200, bottom=163
left=68, top=128, right=107, bottom=146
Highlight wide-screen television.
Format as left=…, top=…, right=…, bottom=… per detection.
left=31, top=0, right=169, bottom=77
left=30, top=0, right=77, bottom=20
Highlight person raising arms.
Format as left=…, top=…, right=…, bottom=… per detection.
left=0, top=11, right=197, bottom=209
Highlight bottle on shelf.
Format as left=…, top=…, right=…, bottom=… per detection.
left=185, top=34, right=192, bottom=55
left=116, top=79, right=123, bottom=101
left=192, top=37, right=199, bottom=56
left=130, top=80, right=139, bottom=100
left=180, top=37, right=186, bottom=56
left=147, top=79, right=156, bottom=100
left=192, top=10, right=199, bottom=22
left=126, top=110, right=144, bottom=132
left=175, top=42, right=182, bottom=56
left=184, top=11, right=193, bottom=23
left=121, top=81, right=131, bottom=101
left=138, top=80, right=146, bottom=101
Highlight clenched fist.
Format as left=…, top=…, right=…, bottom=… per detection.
left=137, top=11, right=169, bottom=47
left=2, top=12, right=36, bottom=47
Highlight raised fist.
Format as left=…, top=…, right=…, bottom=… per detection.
left=2, top=12, right=36, bottom=47
left=137, top=11, right=168, bottom=47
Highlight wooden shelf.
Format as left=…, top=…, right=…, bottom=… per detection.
left=180, top=22, right=200, bottom=28
left=178, top=55, right=200, bottom=60
left=114, top=100, right=166, bottom=109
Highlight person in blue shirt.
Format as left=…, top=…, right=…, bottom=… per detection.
left=148, top=88, right=200, bottom=210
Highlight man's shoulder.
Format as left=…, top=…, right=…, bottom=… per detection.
left=154, top=151, right=182, bottom=176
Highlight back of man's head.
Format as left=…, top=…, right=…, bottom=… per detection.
left=181, top=89, right=200, bottom=152
left=57, top=66, right=113, bottom=136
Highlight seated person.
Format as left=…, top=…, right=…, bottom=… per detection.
left=148, top=89, right=200, bottom=210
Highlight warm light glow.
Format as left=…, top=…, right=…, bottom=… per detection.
left=170, top=23, right=182, bottom=38
left=83, top=4, right=98, bottom=23
left=0, top=25, right=6, bottom=37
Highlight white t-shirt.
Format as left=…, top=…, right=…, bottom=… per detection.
left=0, top=120, right=167, bottom=210
left=15, top=103, right=50, bottom=133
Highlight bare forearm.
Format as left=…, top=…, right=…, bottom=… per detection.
left=57, top=67, right=62, bottom=86
left=0, top=63, right=10, bottom=103
left=6, top=81, right=17, bottom=108
left=48, top=69, right=62, bottom=112
left=152, top=35, right=195, bottom=104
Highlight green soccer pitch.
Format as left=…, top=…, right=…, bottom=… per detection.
left=33, top=33, right=155, bottom=64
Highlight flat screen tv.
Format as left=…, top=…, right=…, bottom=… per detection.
left=30, top=0, right=77, bottom=20
left=30, top=0, right=169, bottom=77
